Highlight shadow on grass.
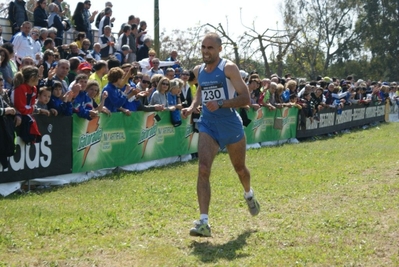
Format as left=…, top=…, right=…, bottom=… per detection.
left=189, top=229, right=256, bottom=263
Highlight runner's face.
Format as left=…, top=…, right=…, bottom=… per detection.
left=201, top=37, right=221, bottom=64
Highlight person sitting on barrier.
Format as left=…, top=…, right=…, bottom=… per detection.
left=300, top=92, right=315, bottom=123
left=102, top=67, right=138, bottom=115
left=34, top=86, right=57, bottom=116
left=47, top=80, right=73, bottom=116
left=311, top=87, right=325, bottom=120
left=72, top=74, right=98, bottom=120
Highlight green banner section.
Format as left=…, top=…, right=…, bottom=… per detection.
left=72, top=112, right=198, bottom=173
left=243, top=107, right=299, bottom=143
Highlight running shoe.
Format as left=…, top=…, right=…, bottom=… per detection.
left=245, top=190, right=260, bottom=216
left=189, top=219, right=211, bottom=237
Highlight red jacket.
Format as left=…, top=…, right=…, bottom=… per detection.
left=14, top=83, right=37, bottom=115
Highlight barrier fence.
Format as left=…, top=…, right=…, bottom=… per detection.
left=0, top=103, right=389, bottom=190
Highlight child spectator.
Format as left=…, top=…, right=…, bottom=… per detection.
left=85, top=80, right=110, bottom=115
left=72, top=74, right=98, bottom=120
left=300, top=92, right=315, bottom=123
left=47, top=80, right=73, bottom=116
left=12, top=65, right=41, bottom=144
left=34, top=86, right=57, bottom=116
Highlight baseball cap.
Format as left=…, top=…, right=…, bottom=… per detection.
left=78, top=62, right=92, bottom=71
left=84, top=0, right=91, bottom=4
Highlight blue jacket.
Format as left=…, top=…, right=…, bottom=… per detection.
left=72, top=91, right=94, bottom=120
left=48, top=95, right=73, bottom=116
left=102, top=82, right=127, bottom=113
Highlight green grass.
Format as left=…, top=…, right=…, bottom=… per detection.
left=1, top=122, right=399, bottom=267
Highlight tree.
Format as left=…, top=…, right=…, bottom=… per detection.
left=283, top=0, right=360, bottom=79
left=355, top=0, right=399, bottom=80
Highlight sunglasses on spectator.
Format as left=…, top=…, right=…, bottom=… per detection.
left=135, top=76, right=143, bottom=79
left=181, top=73, right=190, bottom=76
left=162, top=82, right=169, bottom=86
left=142, top=80, right=150, bottom=84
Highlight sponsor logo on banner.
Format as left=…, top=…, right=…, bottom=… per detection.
left=78, top=116, right=101, bottom=167
left=138, top=113, right=159, bottom=158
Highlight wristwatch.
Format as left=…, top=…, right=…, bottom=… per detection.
left=217, top=100, right=224, bottom=109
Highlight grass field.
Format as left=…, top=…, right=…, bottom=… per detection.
left=1, top=122, right=398, bottom=267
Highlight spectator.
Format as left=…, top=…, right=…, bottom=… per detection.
left=102, top=67, right=137, bottom=114
left=311, top=87, right=326, bottom=119
left=34, top=86, right=57, bottom=116
left=114, top=45, right=130, bottom=64
left=0, top=76, right=16, bottom=168
left=47, top=80, right=73, bottom=116
left=41, top=38, right=55, bottom=53
left=85, top=80, right=110, bottom=115
left=136, top=37, right=152, bottom=61
left=67, top=57, right=80, bottom=83
left=74, top=32, right=86, bottom=49
left=135, top=73, right=152, bottom=105
left=0, top=47, right=15, bottom=90
left=2, top=42, right=18, bottom=89
left=165, top=68, right=175, bottom=80
left=117, top=24, right=132, bottom=52
left=65, top=42, right=82, bottom=59
left=187, top=70, right=198, bottom=100
left=262, top=81, right=277, bottom=110
left=47, top=3, right=64, bottom=47
left=30, top=28, right=42, bottom=65
left=72, top=2, right=86, bottom=33
left=89, top=60, right=108, bottom=94
left=98, top=7, right=114, bottom=38
left=38, top=28, right=48, bottom=47
left=282, top=79, right=297, bottom=103
left=34, top=0, right=48, bottom=28
left=81, top=39, right=91, bottom=55
left=47, top=27, right=57, bottom=42
left=150, top=77, right=175, bottom=111
left=82, top=0, right=98, bottom=47
left=90, top=43, right=101, bottom=61
left=72, top=74, right=98, bottom=120
left=99, top=25, right=116, bottom=60
left=12, top=21, right=35, bottom=66
left=95, top=1, right=113, bottom=30
left=247, top=77, right=261, bottom=110
left=41, top=49, right=55, bottom=78
left=13, top=65, right=41, bottom=144
left=300, top=92, right=315, bottom=123
left=179, top=70, right=193, bottom=108
left=148, top=58, right=164, bottom=77
left=165, top=50, right=181, bottom=70
left=138, top=49, right=176, bottom=75
left=8, top=0, right=29, bottom=35
left=168, top=78, right=183, bottom=110
left=49, top=59, right=70, bottom=94
left=136, top=20, right=147, bottom=48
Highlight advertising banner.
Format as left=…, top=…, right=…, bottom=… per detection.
left=243, top=107, right=299, bottom=144
left=72, top=112, right=198, bottom=173
left=0, top=116, right=72, bottom=183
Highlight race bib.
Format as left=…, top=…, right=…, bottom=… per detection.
left=201, top=83, right=226, bottom=103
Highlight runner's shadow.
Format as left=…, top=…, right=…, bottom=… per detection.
left=189, top=230, right=256, bottom=263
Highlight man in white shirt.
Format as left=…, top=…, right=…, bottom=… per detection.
left=12, top=21, right=35, bottom=65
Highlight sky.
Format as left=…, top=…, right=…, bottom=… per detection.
left=65, top=0, right=282, bottom=39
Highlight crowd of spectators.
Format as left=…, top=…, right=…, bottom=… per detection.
left=1, top=0, right=397, bottom=168
left=0, top=0, right=189, bottom=163
left=239, top=70, right=397, bottom=127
